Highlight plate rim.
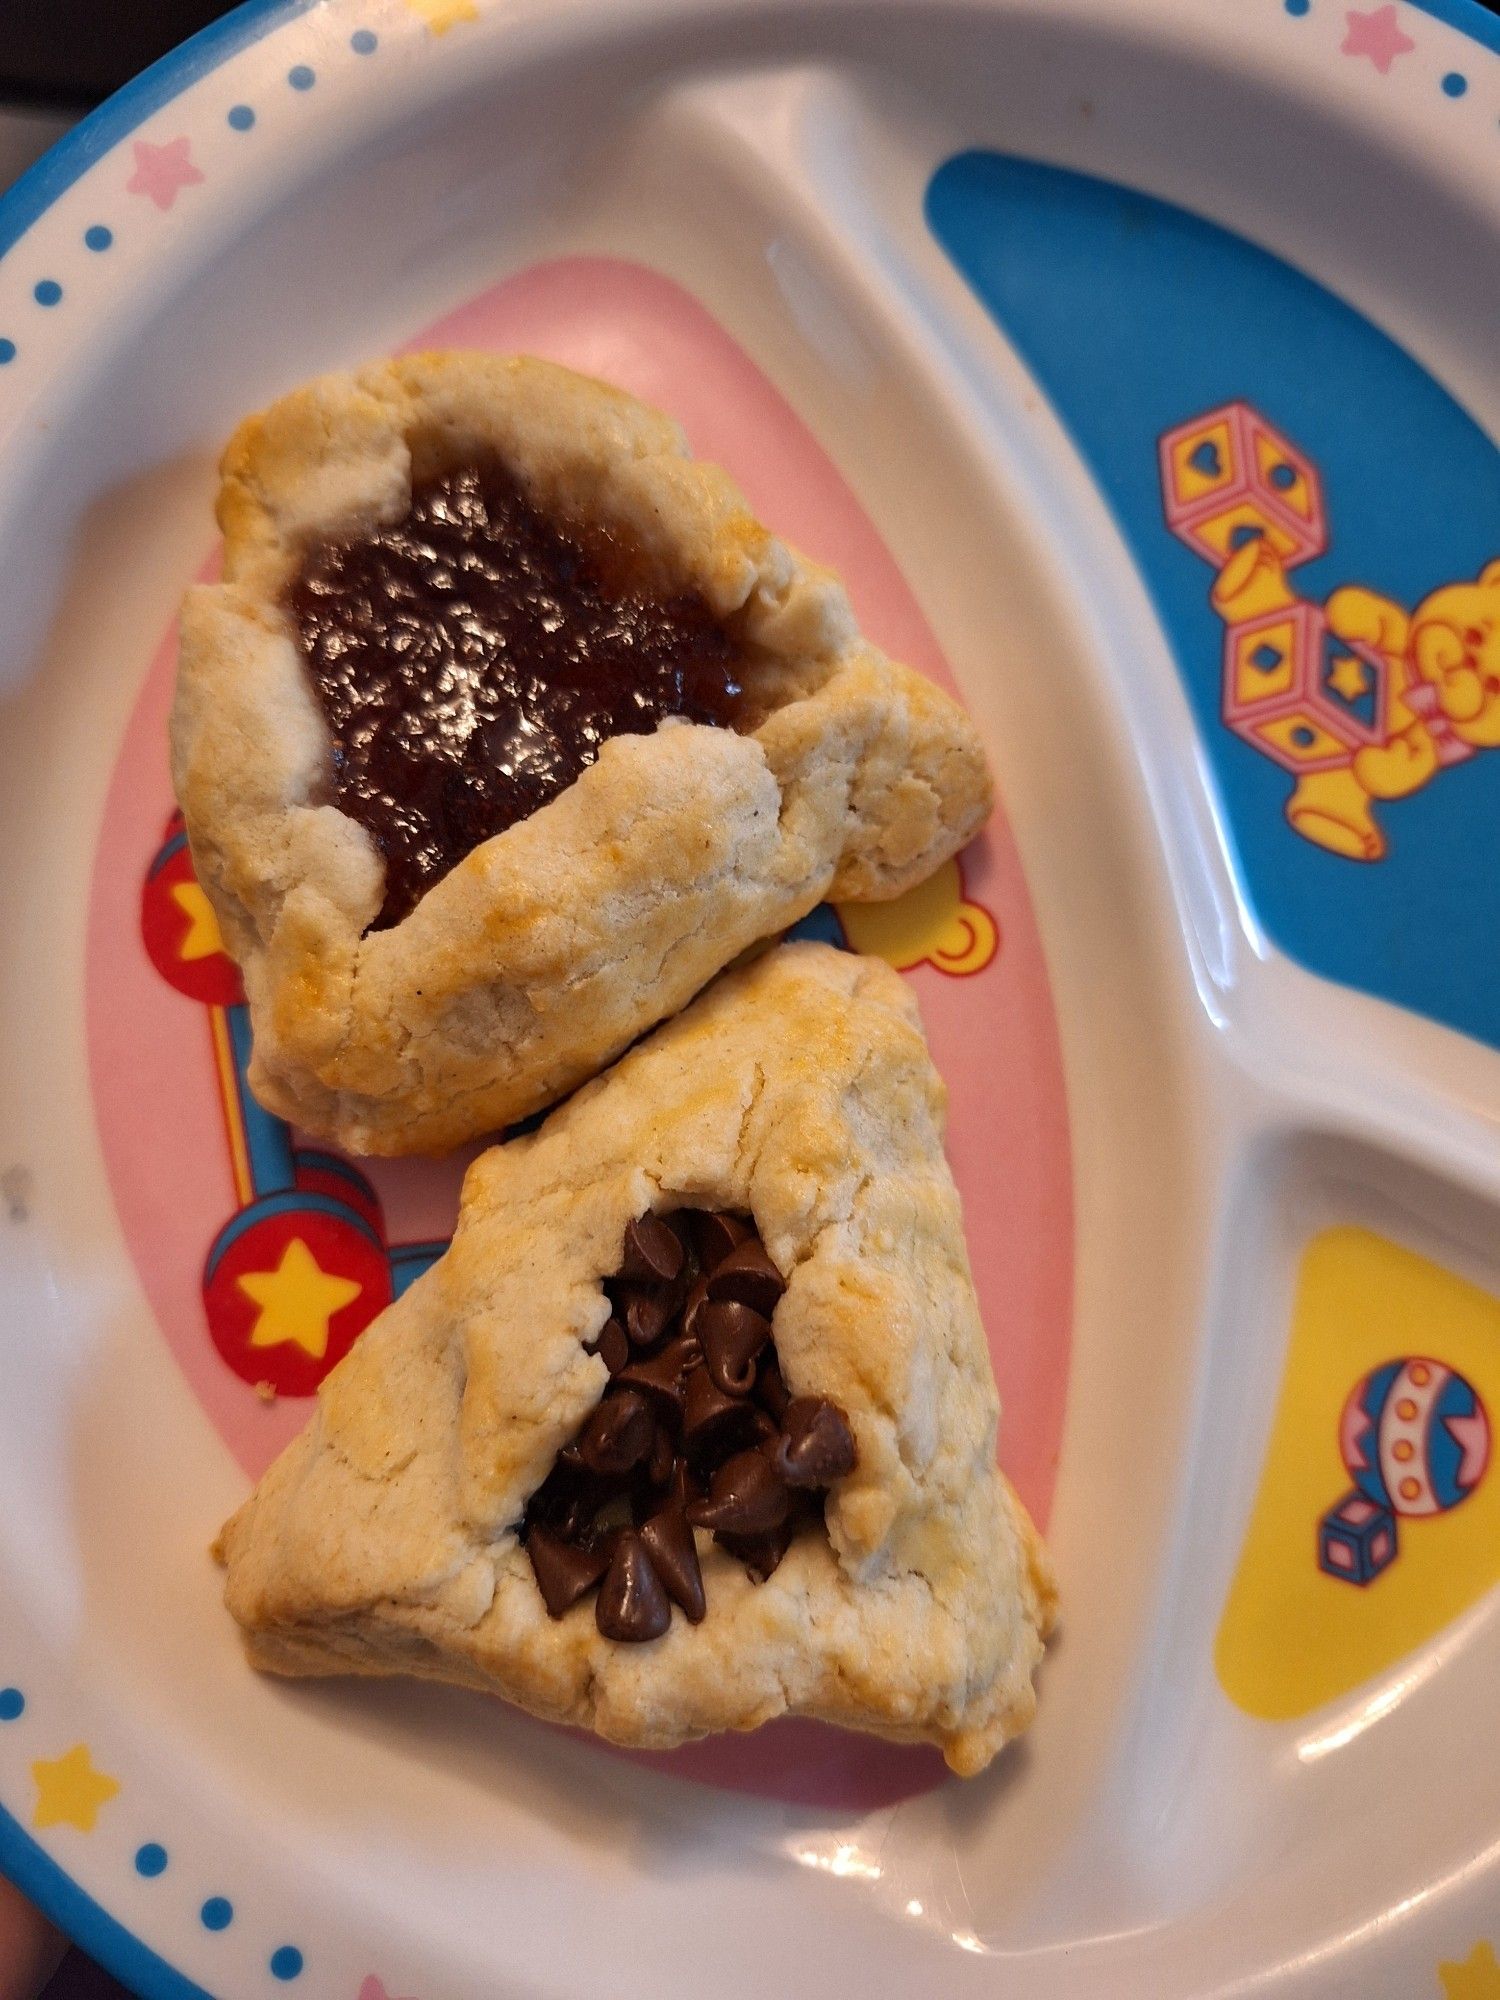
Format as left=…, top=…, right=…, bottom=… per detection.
left=0, top=1796, right=213, bottom=2000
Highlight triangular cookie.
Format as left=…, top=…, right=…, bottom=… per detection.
left=217, top=943, right=1055, bottom=1775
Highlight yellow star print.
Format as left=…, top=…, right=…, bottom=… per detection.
left=32, top=1745, right=120, bottom=1833
left=1326, top=651, right=1371, bottom=702
left=1442, top=1943, right=1500, bottom=2000
left=237, top=1237, right=362, bottom=1360
left=404, top=0, right=478, bottom=31
left=170, top=880, right=225, bottom=962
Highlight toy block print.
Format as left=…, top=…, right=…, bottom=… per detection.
left=1159, top=400, right=1326, bottom=567
left=1318, top=1492, right=1398, bottom=1585
left=1160, top=401, right=1500, bottom=862
left=1222, top=602, right=1390, bottom=773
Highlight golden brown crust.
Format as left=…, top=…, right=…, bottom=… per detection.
left=171, top=354, right=993, bottom=1153
left=217, top=944, right=1054, bottom=1774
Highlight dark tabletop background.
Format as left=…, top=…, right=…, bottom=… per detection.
left=38, top=1961, right=126, bottom=2000
left=0, top=3, right=252, bottom=111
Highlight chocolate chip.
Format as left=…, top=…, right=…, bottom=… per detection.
left=774, top=1397, right=858, bottom=1486
left=694, top=1210, right=752, bottom=1271
left=647, top=1419, right=676, bottom=1488
left=559, top=1491, right=603, bottom=1540
left=588, top=1317, right=629, bottom=1376
left=639, top=1502, right=706, bottom=1622
left=681, top=1276, right=710, bottom=1339
left=526, top=1462, right=591, bottom=1538
left=699, top=1299, right=771, bottom=1396
left=668, top=1458, right=702, bottom=1510
left=745, top=1409, right=779, bottom=1457
left=534, top=1466, right=608, bottom=1541
left=715, top=1518, right=794, bottom=1582
left=595, top=1531, right=671, bottom=1642
left=687, top=1449, right=790, bottom=1535
left=578, top=1388, right=654, bottom=1475
left=619, top=1213, right=685, bottom=1286
left=704, top=1238, right=786, bottom=1317
left=586, top=1501, right=632, bottom=1549
left=527, top=1524, right=611, bottom=1618
left=616, top=1334, right=699, bottom=1414
left=682, top=1365, right=756, bottom=1458
left=621, top=1286, right=673, bottom=1348
left=755, top=1349, right=790, bottom=1420
left=665, top=1210, right=696, bottom=1255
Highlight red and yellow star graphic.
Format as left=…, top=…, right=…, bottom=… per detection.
left=237, top=1237, right=363, bottom=1361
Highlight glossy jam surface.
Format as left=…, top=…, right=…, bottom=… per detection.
left=289, top=458, right=747, bottom=928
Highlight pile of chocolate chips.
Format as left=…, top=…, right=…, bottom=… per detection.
left=522, top=1209, right=857, bottom=1643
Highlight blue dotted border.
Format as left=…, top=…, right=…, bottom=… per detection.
left=0, top=1682, right=306, bottom=1988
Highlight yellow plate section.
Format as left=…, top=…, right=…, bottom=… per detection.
left=1217, top=1227, right=1500, bottom=1721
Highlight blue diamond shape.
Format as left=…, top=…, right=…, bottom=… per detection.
left=1251, top=643, right=1283, bottom=671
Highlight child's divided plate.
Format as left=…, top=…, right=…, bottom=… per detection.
left=1, top=0, right=1498, bottom=1994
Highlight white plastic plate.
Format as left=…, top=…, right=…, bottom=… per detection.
left=1, top=2, right=1498, bottom=1995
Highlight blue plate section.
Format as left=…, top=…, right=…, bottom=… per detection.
left=0, top=1800, right=214, bottom=2000
left=926, top=152, right=1500, bottom=1055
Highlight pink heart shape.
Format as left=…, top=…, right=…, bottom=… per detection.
left=358, top=1979, right=418, bottom=2000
